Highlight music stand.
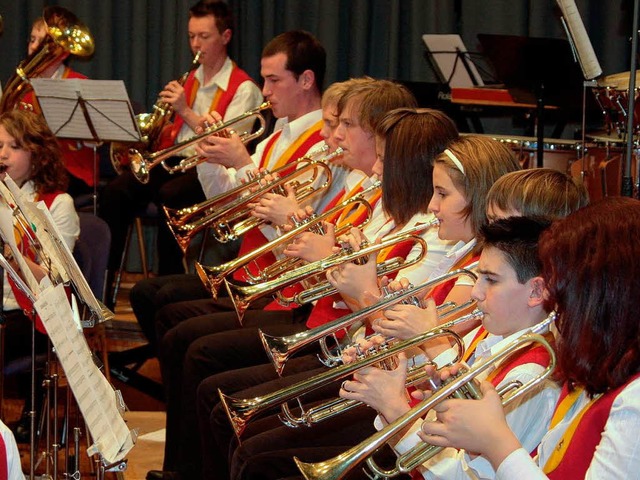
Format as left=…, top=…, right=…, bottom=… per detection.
left=30, top=78, right=141, bottom=214
left=422, top=34, right=485, bottom=88
left=477, top=33, right=586, bottom=167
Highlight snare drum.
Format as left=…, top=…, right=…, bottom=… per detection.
left=483, top=134, right=579, bottom=172
left=571, top=135, right=636, bottom=201
left=594, top=71, right=640, bottom=135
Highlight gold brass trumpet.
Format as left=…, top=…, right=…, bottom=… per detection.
left=128, top=102, right=271, bottom=184
left=164, top=146, right=339, bottom=251
left=195, top=187, right=378, bottom=301
left=109, top=51, right=202, bottom=175
left=294, top=315, right=557, bottom=480
left=260, top=267, right=478, bottom=375
left=224, top=219, right=441, bottom=323
left=219, top=308, right=484, bottom=438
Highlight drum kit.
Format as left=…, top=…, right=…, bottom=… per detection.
left=481, top=70, right=640, bottom=202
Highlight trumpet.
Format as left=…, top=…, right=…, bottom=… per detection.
left=109, top=51, right=202, bottom=175
left=224, top=219, right=441, bottom=323
left=128, top=102, right=271, bottom=184
left=219, top=308, right=484, bottom=438
left=294, top=316, right=557, bottom=480
left=164, top=146, right=340, bottom=250
left=196, top=187, right=378, bottom=301
left=260, top=267, right=479, bottom=375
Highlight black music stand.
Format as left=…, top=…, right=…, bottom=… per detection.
left=477, top=34, right=586, bottom=167
left=30, top=78, right=141, bottom=214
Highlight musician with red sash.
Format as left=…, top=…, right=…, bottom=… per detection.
left=420, top=197, right=640, bottom=480
left=19, top=14, right=95, bottom=199
left=99, top=0, right=262, bottom=305
left=340, top=217, right=558, bottom=480
left=0, top=110, right=79, bottom=444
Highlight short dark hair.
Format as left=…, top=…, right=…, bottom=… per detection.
left=189, top=0, right=233, bottom=33
left=478, top=216, right=551, bottom=284
left=539, top=197, right=640, bottom=396
left=262, top=30, right=326, bottom=92
left=376, top=108, right=458, bottom=224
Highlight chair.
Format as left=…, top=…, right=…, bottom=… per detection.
left=111, top=203, right=158, bottom=306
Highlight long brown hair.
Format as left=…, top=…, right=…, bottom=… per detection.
left=539, top=197, right=640, bottom=395
left=0, top=110, right=68, bottom=194
left=376, top=108, right=458, bottom=224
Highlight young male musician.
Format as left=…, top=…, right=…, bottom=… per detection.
left=99, top=0, right=262, bottom=305
left=337, top=216, right=560, bottom=480
left=144, top=29, right=331, bottom=480
left=17, top=10, right=95, bottom=199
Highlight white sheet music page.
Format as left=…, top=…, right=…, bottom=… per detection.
left=34, top=283, right=135, bottom=464
left=557, top=0, right=602, bottom=80
left=30, top=78, right=140, bottom=142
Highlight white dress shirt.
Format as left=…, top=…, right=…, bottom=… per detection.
left=496, top=376, right=640, bottom=480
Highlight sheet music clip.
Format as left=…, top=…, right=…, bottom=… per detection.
left=30, top=78, right=141, bottom=214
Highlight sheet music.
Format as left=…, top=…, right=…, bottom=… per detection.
left=34, top=284, right=135, bottom=464
left=30, top=78, right=140, bottom=142
left=3, top=176, right=110, bottom=325
left=556, top=0, right=602, bottom=80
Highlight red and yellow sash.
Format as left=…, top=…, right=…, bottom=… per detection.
left=157, top=62, right=255, bottom=151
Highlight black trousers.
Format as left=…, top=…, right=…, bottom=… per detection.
left=159, top=303, right=312, bottom=478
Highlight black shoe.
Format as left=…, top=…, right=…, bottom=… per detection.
left=146, top=470, right=182, bottom=480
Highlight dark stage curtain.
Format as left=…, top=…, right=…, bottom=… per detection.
left=0, top=0, right=632, bottom=114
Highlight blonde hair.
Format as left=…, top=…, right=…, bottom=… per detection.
left=336, top=79, right=417, bottom=133
left=487, top=168, right=589, bottom=220
left=321, top=77, right=374, bottom=109
left=434, top=135, right=520, bottom=235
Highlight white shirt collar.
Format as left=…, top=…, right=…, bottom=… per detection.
left=277, top=109, right=322, bottom=143
left=194, top=56, right=233, bottom=90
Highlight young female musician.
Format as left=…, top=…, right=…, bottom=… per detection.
left=0, top=109, right=79, bottom=441
left=420, top=197, right=640, bottom=479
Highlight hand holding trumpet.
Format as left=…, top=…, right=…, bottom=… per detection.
left=159, top=80, right=189, bottom=116
left=283, top=207, right=337, bottom=262
left=325, top=227, right=379, bottom=303
left=417, top=369, right=519, bottom=469
left=194, top=112, right=253, bottom=169
left=339, top=352, right=412, bottom=425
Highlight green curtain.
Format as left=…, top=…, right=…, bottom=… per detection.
left=0, top=0, right=630, bottom=112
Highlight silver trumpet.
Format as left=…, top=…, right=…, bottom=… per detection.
left=294, top=313, right=557, bottom=480
left=260, top=267, right=479, bottom=375
left=219, top=308, right=484, bottom=438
